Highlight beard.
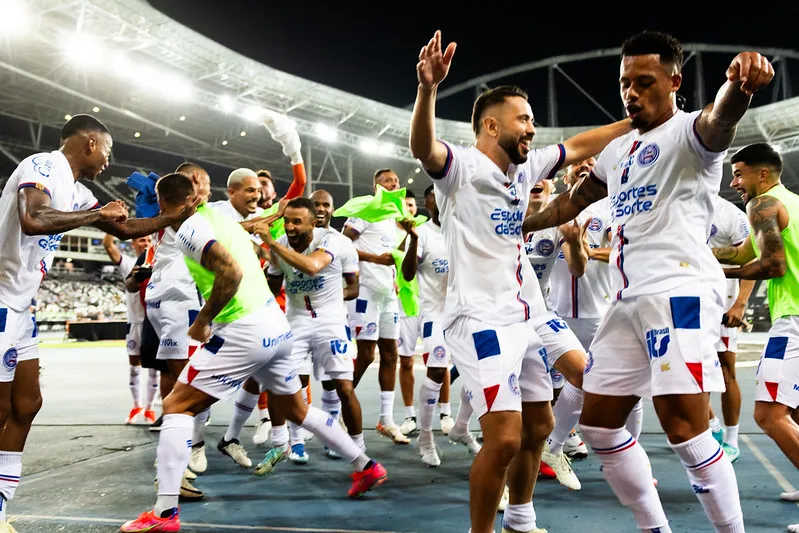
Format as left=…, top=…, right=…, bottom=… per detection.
left=498, top=132, right=528, bottom=165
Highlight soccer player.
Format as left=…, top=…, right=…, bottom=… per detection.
left=410, top=30, right=632, bottom=533
left=401, top=185, right=481, bottom=467
left=523, top=31, right=773, bottom=533
left=263, top=197, right=367, bottom=468
left=343, top=169, right=410, bottom=444
left=120, top=174, right=386, bottom=533
left=710, top=142, right=799, bottom=532
left=707, top=194, right=755, bottom=463
left=102, top=233, right=158, bottom=424
left=0, top=114, right=198, bottom=533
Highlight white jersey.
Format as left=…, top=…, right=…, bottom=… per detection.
left=343, top=217, right=396, bottom=296
left=709, top=196, right=750, bottom=311
left=432, top=140, right=565, bottom=329
left=415, top=222, right=449, bottom=317
left=267, top=228, right=352, bottom=320
left=0, top=150, right=99, bottom=311
left=550, top=197, right=613, bottom=318
left=116, top=255, right=145, bottom=324
left=524, top=226, right=563, bottom=302
left=208, top=200, right=264, bottom=245
left=592, top=110, right=725, bottom=301
left=145, top=227, right=199, bottom=307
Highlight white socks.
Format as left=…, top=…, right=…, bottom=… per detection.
left=581, top=425, right=670, bottom=532
left=129, top=365, right=141, bottom=407
left=404, top=405, right=416, bottom=418
left=0, top=452, right=22, bottom=522
left=300, top=406, right=363, bottom=466
left=452, top=385, right=474, bottom=434
left=419, top=377, right=442, bottom=432
left=224, top=390, right=258, bottom=442
left=154, top=414, right=194, bottom=515
left=724, top=425, right=739, bottom=449
left=710, top=416, right=723, bottom=434
left=670, top=429, right=744, bottom=532
left=321, top=389, right=341, bottom=421
left=146, top=369, right=159, bottom=409
left=625, top=400, right=644, bottom=441
left=440, top=402, right=451, bottom=417
left=503, top=502, right=537, bottom=532
left=192, top=408, right=209, bottom=446
left=379, top=391, right=395, bottom=427
left=547, top=381, right=584, bottom=455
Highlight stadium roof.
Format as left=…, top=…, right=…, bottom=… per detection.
left=0, top=0, right=798, bottom=203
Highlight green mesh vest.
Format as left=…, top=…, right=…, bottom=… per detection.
left=751, top=184, right=799, bottom=321
left=184, top=204, right=273, bottom=323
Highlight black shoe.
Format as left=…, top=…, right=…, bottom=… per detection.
left=148, top=415, right=164, bottom=432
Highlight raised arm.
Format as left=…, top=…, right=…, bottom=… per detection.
left=559, top=220, right=589, bottom=278
left=342, top=225, right=395, bottom=266
left=523, top=176, right=608, bottom=234
left=409, top=30, right=456, bottom=175
left=560, top=120, right=632, bottom=168
left=254, top=220, right=333, bottom=277
left=724, top=195, right=787, bottom=279
left=18, top=188, right=127, bottom=236
left=694, top=52, right=774, bottom=152
left=94, top=195, right=201, bottom=240
left=400, top=223, right=419, bottom=282
left=102, top=234, right=122, bottom=265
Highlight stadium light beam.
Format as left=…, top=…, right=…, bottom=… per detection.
left=62, top=33, right=104, bottom=70
left=378, top=142, right=394, bottom=156
left=0, top=0, right=31, bottom=38
left=218, top=94, right=236, bottom=114
left=160, top=75, right=193, bottom=102
left=359, top=138, right=378, bottom=154
left=314, top=123, right=338, bottom=143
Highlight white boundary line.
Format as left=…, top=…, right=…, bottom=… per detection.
left=11, top=514, right=406, bottom=533
left=740, top=434, right=799, bottom=508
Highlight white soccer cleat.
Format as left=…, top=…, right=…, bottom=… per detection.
left=253, top=418, right=272, bottom=445
left=183, top=467, right=197, bottom=481
left=188, top=443, right=207, bottom=474
left=501, top=526, right=547, bottom=533
left=217, top=437, right=252, bottom=468
left=788, top=524, right=799, bottom=533
left=541, top=447, right=581, bottom=491
left=781, top=490, right=799, bottom=502
left=399, top=416, right=417, bottom=436
left=448, top=426, right=482, bottom=455
left=497, top=485, right=509, bottom=512
left=376, top=422, right=411, bottom=444
left=418, top=431, right=441, bottom=467
left=440, top=415, right=455, bottom=435
left=563, top=431, right=589, bottom=460
left=300, top=427, right=315, bottom=442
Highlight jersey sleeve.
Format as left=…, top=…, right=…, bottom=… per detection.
left=416, top=225, right=429, bottom=264
left=315, top=229, right=340, bottom=260
left=73, top=181, right=100, bottom=210
left=175, top=214, right=217, bottom=266
left=589, top=144, right=614, bottom=185
left=527, top=144, right=567, bottom=185
left=17, top=154, right=57, bottom=199
left=427, top=140, right=468, bottom=196
left=340, top=237, right=360, bottom=274
left=343, top=216, right=369, bottom=236
left=117, top=254, right=136, bottom=278
left=729, top=205, right=751, bottom=245
left=685, top=110, right=727, bottom=160
left=266, top=235, right=288, bottom=276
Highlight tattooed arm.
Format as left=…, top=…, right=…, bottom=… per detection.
left=712, top=237, right=756, bottom=265
left=195, top=242, right=243, bottom=326
left=724, top=195, right=787, bottom=279
left=523, top=175, right=608, bottom=234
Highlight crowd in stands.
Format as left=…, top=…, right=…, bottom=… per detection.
left=36, top=267, right=130, bottom=322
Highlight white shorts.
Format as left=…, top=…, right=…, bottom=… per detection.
left=346, top=285, right=399, bottom=341
left=147, top=299, right=201, bottom=360
left=126, top=322, right=143, bottom=356
left=398, top=315, right=421, bottom=357
left=755, top=316, right=799, bottom=409
left=532, top=312, right=586, bottom=366
left=292, top=316, right=355, bottom=382
left=420, top=316, right=450, bottom=369
left=179, top=305, right=299, bottom=401
left=584, top=283, right=725, bottom=398
left=716, top=325, right=739, bottom=353
left=0, top=306, right=39, bottom=383
left=444, top=316, right=551, bottom=420
left=563, top=317, right=602, bottom=352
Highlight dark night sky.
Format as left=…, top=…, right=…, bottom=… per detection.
left=148, top=1, right=799, bottom=127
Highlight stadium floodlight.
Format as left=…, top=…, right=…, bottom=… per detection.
left=62, top=33, right=104, bottom=70
left=414, top=168, right=421, bottom=174
left=773, top=144, right=784, bottom=154
left=242, top=105, right=265, bottom=123
left=314, top=123, right=338, bottom=143
left=160, top=74, right=193, bottom=102
left=408, top=178, right=414, bottom=184
left=378, top=142, right=394, bottom=156
left=112, top=52, right=134, bottom=79
left=0, top=0, right=31, bottom=38
left=359, top=138, right=378, bottom=154
left=218, top=94, right=236, bottom=114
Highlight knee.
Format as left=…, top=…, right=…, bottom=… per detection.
left=400, top=356, right=414, bottom=370
left=664, top=418, right=701, bottom=444
left=336, top=381, right=354, bottom=400
left=753, top=405, right=778, bottom=433
left=12, top=393, right=42, bottom=422
left=428, top=367, right=446, bottom=383
left=524, top=413, right=554, bottom=447
left=485, top=433, right=522, bottom=464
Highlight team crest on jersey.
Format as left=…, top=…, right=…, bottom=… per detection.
left=587, top=217, right=603, bottom=232
left=2, top=348, right=17, bottom=371
left=366, top=322, right=377, bottom=334
left=709, top=224, right=718, bottom=239
left=584, top=351, right=594, bottom=374
left=433, top=345, right=446, bottom=360
left=31, top=156, right=52, bottom=178
left=637, top=143, right=660, bottom=167
left=536, top=239, right=555, bottom=257
left=507, top=372, right=521, bottom=397
left=127, top=340, right=138, bottom=352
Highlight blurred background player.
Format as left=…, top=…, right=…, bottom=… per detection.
left=102, top=233, right=158, bottom=424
